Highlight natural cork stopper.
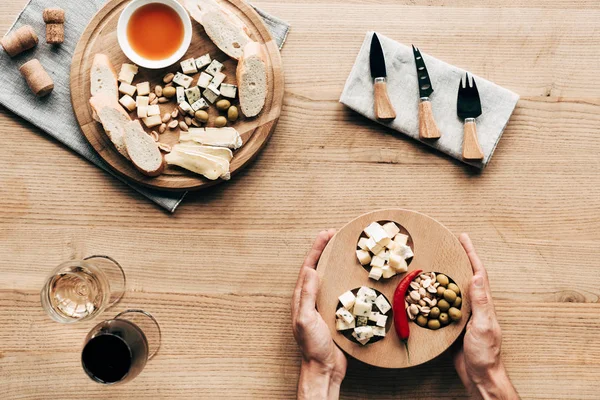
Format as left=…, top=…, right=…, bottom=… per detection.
left=0, top=25, right=38, bottom=57
left=43, top=8, right=65, bottom=44
left=19, top=59, right=54, bottom=97
left=43, top=8, right=65, bottom=23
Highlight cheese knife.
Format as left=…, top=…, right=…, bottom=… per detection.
left=412, top=45, right=441, bottom=139
left=369, top=33, right=396, bottom=120
left=457, top=73, right=484, bottom=160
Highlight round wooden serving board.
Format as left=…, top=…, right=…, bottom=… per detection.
left=316, top=209, right=473, bottom=369
left=70, top=0, right=284, bottom=191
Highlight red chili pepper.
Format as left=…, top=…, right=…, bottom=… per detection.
left=393, top=269, right=422, bottom=357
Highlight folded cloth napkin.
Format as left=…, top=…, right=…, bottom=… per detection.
left=0, top=0, right=290, bottom=212
left=340, top=31, right=519, bottom=169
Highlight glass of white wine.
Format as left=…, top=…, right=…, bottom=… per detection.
left=40, top=255, right=126, bottom=323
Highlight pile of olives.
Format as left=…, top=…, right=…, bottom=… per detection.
left=410, top=272, right=462, bottom=330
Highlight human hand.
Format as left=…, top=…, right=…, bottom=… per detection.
left=453, top=233, right=519, bottom=400
left=292, top=229, right=347, bottom=400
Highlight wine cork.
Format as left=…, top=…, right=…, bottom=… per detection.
left=19, top=59, right=54, bottom=97
left=43, top=8, right=65, bottom=44
left=0, top=25, right=38, bottom=57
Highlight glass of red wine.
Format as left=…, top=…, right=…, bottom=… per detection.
left=81, top=309, right=161, bottom=384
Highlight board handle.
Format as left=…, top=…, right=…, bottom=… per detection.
left=418, top=98, right=441, bottom=139
left=462, top=119, right=484, bottom=160
left=374, top=77, right=396, bottom=120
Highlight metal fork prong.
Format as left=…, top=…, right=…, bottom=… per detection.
left=412, top=44, right=417, bottom=52
left=471, top=76, right=479, bottom=92
left=466, top=73, right=471, bottom=88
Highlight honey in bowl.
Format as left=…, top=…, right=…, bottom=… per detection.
left=127, top=3, right=184, bottom=60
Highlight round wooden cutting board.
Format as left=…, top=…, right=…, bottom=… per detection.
left=316, top=209, right=473, bottom=369
left=71, top=0, right=284, bottom=191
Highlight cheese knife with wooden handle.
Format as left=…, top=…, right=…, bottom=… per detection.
left=457, top=73, right=484, bottom=160
left=412, top=45, right=441, bottom=139
left=369, top=33, right=396, bottom=120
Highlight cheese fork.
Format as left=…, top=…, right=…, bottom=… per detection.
left=457, top=73, right=484, bottom=160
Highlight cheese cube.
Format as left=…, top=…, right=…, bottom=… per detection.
left=385, top=241, right=397, bottom=251
left=376, top=314, right=388, bottom=328
left=220, top=83, right=237, bottom=99
left=335, top=308, right=354, bottom=324
left=191, top=98, right=209, bottom=111
left=381, top=265, right=396, bottom=279
left=357, top=237, right=370, bottom=251
left=119, top=95, right=136, bottom=112
left=180, top=57, right=198, bottom=74
left=356, top=249, right=371, bottom=265
left=338, top=291, right=356, bottom=309
left=354, top=326, right=374, bottom=340
left=211, top=71, right=226, bottom=87
left=365, top=237, right=383, bottom=254
left=137, top=106, right=148, bottom=118
left=375, top=249, right=389, bottom=262
left=368, top=267, right=383, bottom=281
left=195, top=53, right=211, bottom=70
left=368, top=311, right=380, bottom=322
left=357, top=287, right=377, bottom=302
left=178, top=101, right=194, bottom=116
left=136, top=96, right=149, bottom=108
left=205, top=59, right=223, bottom=75
left=389, top=253, right=408, bottom=272
left=172, top=72, right=193, bottom=88
left=383, top=222, right=401, bottom=238
left=352, top=330, right=371, bottom=345
left=197, top=72, right=213, bottom=89
left=185, top=86, right=201, bottom=104
left=203, top=86, right=219, bottom=103
left=136, top=81, right=150, bottom=96
left=336, top=318, right=355, bottom=331
left=393, top=244, right=414, bottom=260
left=119, top=82, right=137, bottom=97
left=370, top=255, right=385, bottom=269
left=356, top=316, right=368, bottom=327
left=352, top=298, right=372, bottom=316
left=176, top=86, right=186, bottom=103
left=142, top=115, right=161, bottom=128
left=121, top=63, right=138, bottom=74
left=364, top=222, right=391, bottom=247
left=118, top=63, right=138, bottom=84
left=147, top=104, right=160, bottom=116
left=374, top=295, right=391, bottom=314
left=372, top=326, right=386, bottom=337
left=394, top=233, right=409, bottom=246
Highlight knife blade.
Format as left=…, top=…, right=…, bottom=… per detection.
left=369, top=33, right=396, bottom=120
left=457, top=73, right=484, bottom=160
left=412, top=45, right=440, bottom=139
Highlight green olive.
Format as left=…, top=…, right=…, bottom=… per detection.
left=448, top=283, right=461, bottom=295
left=194, top=110, right=209, bottom=123
left=429, top=306, right=440, bottom=319
left=453, top=296, right=462, bottom=308
left=227, top=106, right=239, bottom=122
left=439, top=313, right=450, bottom=325
left=162, top=86, right=176, bottom=98
left=448, top=307, right=462, bottom=321
left=443, top=289, right=457, bottom=303
left=427, top=319, right=441, bottom=330
left=216, top=99, right=231, bottom=111
left=416, top=315, right=428, bottom=327
left=437, top=299, right=450, bottom=312
left=437, top=286, right=446, bottom=297
left=436, top=274, right=449, bottom=287
left=214, top=116, right=227, bottom=128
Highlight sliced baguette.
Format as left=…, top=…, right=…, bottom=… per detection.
left=183, top=0, right=252, bottom=60
left=122, top=120, right=165, bottom=176
left=236, top=42, right=267, bottom=117
left=91, top=54, right=118, bottom=102
left=89, top=92, right=131, bottom=159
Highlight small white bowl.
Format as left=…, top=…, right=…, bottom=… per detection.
left=117, top=0, right=192, bottom=69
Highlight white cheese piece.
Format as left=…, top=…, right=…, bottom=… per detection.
left=370, top=255, right=385, bottom=269
left=394, top=233, right=409, bottom=246
left=381, top=265, right=396, bottom=279
left=195, top=53, right=211, bottom=70
left=375, top=249, right=390, bottom=262
left=118, top=82, right=137, bottom=97
left=356, top=316, right=368, bottom=327
left=368, top=267, right=383, bottom=281
left=136, top=96, right=149, bottom=108
left=219, top=83, right=237, bottom=99
left=354, top=326, right=374, bottom=340
left=376, top=314, right=388, bottom=328
left=172, top=72, right=193, bottom=88
left=146, top=104, right=160, bottom=116
left=118, top=95, right=136, bottom=112
left=205, top=59, right=223, bottom=76
left=172, top=143, right=233, bottom=162
left=197, top=72, right=213, bottom=89
left=118, top=63, right=138, bottom=84
left=352, top=330, right=370, bottom=345
left=357, top=287, right=377, bottom=303
left=137, top=105, right=148, bottom=119
left=382, top=222, right=401, bottom=238
left=178, top=101, right=195, bottom=116
left=336, top=318, right=355, bottom=331
left=365, top=237, right=383, bottom=254
left=180, top=128, right=242, bottom=150
left=374, top=295, right=391, bottom=314
left=389, top=253, right=408, bottom=272
left=335, top=308, right=355, bottom=324
left=364, top=222, right=391, bottom=246
left=136, top=81, right=150, bottom=96
left=142, top=115, right=162, bottom=128
left=180, top=57, right=198, bottom=74
left=386, top=241, right=397, bottom=251
left=338, top=291, right=356, bottom=309
left=372, top=326, right=386, bottom=337
left=393, top=244, right=414, bottom=260
left=121, top=63, right=138, bottom=74
left=185, top=86, right=201, bottom=104
left=176, top=86, right=186, bottom=103
left=352, top=298, right=372, bottom=317
left=203, top=86, right=220, bottom=103
left=211, top=71, right=226, bottom=87
left=368, top=311, right=380, bottom=322
left=164, top=148, right=231, bottom=180
left=191, top=98, right=209, bottom=111
left=356, top=249, right=371, bottom=266
left=357, top=237, right=370, bottom=251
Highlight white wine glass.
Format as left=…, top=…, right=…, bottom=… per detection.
left=40, top=255, right=126, bottom=323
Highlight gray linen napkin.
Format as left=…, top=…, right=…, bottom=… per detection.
left=340, top=32, right=519, bottom=168
left=0, top=0, right=290, bottom=212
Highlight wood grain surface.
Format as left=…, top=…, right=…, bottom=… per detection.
left=1, top=0, right=600, bottom=399
left=71, top=0, right=283, bottom=191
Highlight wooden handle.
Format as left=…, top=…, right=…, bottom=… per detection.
left=418, top=100, right=441, bottom=139
left=374, top=80, right=396, bottom=120
left=462, top=120, right=484, bottom=160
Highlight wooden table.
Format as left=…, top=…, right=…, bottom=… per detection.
left=1, top=0, right=599, bottom=398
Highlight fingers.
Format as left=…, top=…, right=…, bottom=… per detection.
left=459, top=233, right=486, bottom=278
left=298, top=268, right=320, bottom=324
left=460, top=233, right=496, bottom=325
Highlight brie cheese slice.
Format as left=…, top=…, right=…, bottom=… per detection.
left=180, top=128, right=243, bottom=150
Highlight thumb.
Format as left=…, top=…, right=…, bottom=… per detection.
left=469, top=274, right=493, bottom=324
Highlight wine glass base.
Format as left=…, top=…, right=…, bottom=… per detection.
left=115, top=309, right=161, bottom=359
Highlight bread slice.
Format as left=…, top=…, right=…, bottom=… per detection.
left=89, top=92, right=131, bottom=159
left=122, top=120, right=165, bottom=176
left=236, top=42, right=267, bottom=117
left=183, top=0, right=252, bottom=60
left=91, top=54, right=118, bottom=102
